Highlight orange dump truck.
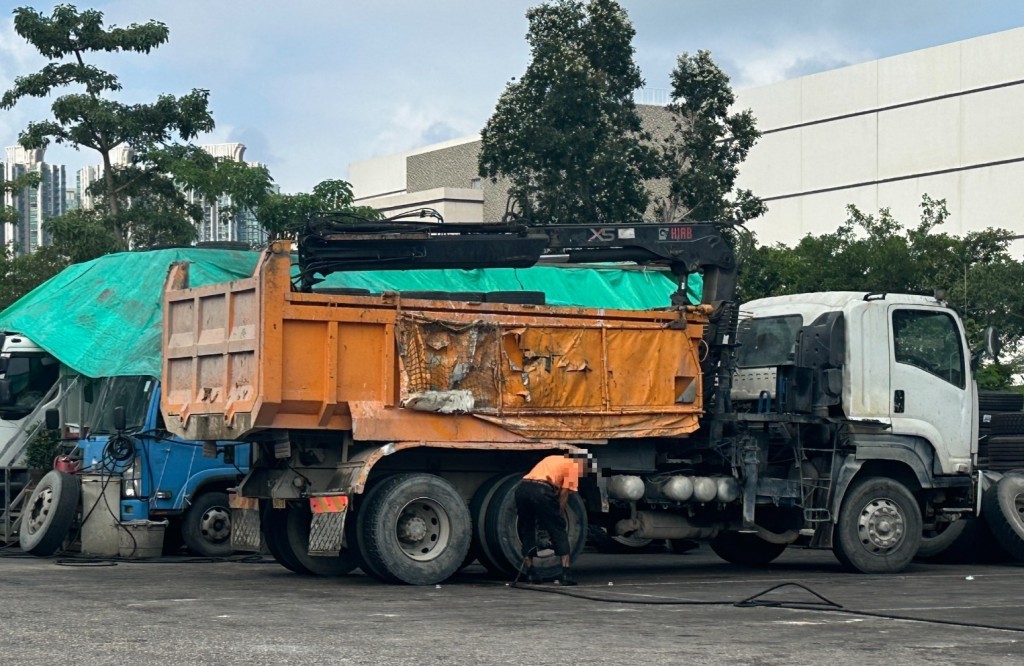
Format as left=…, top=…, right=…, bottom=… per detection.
left=162, top=220, right=973, bottom=584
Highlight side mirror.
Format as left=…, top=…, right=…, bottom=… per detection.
left=983, top=326, right=1003, bottom=360
left=0, top=379, right=10, bottom=406
left=83, top=382, right=94, bottom=404
left=45, top=408, right=60, bottom=430
left=113, top=405, right=126, bottom=431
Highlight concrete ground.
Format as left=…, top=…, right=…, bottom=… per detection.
left=0, top=545, right=1023, bottom=665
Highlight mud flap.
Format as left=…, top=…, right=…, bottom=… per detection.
left=309, top=494, right=348, bottom=556
left=229, top=494, right=262, bottom=552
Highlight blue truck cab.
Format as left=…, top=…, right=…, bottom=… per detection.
left=71, top=374, right=250, bottom=556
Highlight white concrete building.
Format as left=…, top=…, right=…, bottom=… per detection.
left=736, top=26, right=1024, bottom=247
left=349, top=27, right=1024, bottom=252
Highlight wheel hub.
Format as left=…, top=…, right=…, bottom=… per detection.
left=858, top=498, right=905, bottom=552
left=395, top=498, right=450, bottom=562
left=199, top=507, right=231, bottom=544
left=26, top=487, right=54, bottom=535
left=397, top=515, right=428, bottom=543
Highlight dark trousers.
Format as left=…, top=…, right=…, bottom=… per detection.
left=515, top=480, right=571, bottom=559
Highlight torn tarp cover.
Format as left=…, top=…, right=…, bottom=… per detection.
left=0, top=249, right=684, bottom=379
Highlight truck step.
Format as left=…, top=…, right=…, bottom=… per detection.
left=803, top=508, right=832, bottom=523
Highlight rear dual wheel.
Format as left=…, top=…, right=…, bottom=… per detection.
left=472, top=474, right=587, bottom=581
left=264, top=503, right=358, bottom=576
left=354, top=473, right=471, bottom=585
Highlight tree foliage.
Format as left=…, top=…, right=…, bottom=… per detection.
left=254, top=179, right=380, bottom=239
left=2, top=4, right=271, bottom=256
left=656, top=50, right=765, bottom=225
left=479, top=0, right=657, bottom=224
left=740, top=195, right=1024, bottom=388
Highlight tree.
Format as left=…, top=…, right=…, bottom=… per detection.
left=0, top=172, right=66, bottom=311
left=656, top=50, right=765, bottom=225
left=1, top=4, right=271, bottom=254
left=254, top=179, right=380, bottom=239
left=478, top=0, right=657, bottom=224
left=740, top=195, right=1024, bottom=388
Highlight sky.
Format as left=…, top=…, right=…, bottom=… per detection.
left=2, top=0, right=1024, bottom=194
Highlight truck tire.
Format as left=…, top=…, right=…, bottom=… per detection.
left=182, top=491, right=233, bottom=557
left=979, top=391, right=1024, bottom=413
left=922, top=518, right=1008, bottom=564
left=20, top=470, right=80, bottom=556
left=982, top=472, right=1024, bottom=561
left=991, top=413, right=1024, bottom=435
left=483, top=476, right=587, bottom=581
left=832, top=477, right=922, bottom=573
left=710, top=531, right=788, bottom=566
left=470, top=473, right=519, bottom=577
left=357, top=473, right=471, bottom=585
left=264, top=504, right=357, bottom=576
left=351, top=476, right=400, bottom=582
left=915, top=519, right=969, bottom=559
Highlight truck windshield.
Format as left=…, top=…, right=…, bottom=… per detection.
left=81, top=376, right=155, bottom=434
left=736, top=315, right=803, bottom=368
left=0, top=353, right=60, bottom=420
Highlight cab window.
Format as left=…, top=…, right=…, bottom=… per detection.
left=892, top=309, right=965, bottom=389
left=736, top=315, right=803, bottom=368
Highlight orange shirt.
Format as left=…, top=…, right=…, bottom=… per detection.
left=523, top=455, right=580, bottom=492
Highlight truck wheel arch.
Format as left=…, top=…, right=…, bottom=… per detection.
left=831, top=437, right=935, bottom=525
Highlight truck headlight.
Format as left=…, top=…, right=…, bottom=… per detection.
left=122, top=456, right=142, bottom=498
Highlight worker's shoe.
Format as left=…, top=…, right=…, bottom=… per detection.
left=555, top=568, right=577, bottom=586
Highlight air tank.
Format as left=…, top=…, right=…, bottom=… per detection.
left=607, top=475, right=645, bottom=501
left=659, top=475, right=694, bottom=502
left=715, top=476, right=740, bottom=503
left=692, top=477, right=717, bottom=503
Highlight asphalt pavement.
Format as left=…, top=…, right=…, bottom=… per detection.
left=1, top=544, right=1023, bottom=665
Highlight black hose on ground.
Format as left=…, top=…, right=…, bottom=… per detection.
left=509, top=579, right=1024, bottom=633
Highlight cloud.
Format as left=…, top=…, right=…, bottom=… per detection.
left=366, top=105, right=479, bottom=158
left=727, top=33, right=876, bottom=89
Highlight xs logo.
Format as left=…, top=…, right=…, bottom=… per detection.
left=588, top=228, right=615, bottom=242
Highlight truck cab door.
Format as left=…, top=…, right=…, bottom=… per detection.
left=888, top=305, right=972, bottom=474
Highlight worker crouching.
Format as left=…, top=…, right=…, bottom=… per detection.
left=515, top=452, right=593, bottom=586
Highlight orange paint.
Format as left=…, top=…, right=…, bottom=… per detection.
left=162, top=242, right=708, bottom=445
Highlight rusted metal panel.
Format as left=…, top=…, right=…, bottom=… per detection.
left=162, top=241, right=710, bottom=443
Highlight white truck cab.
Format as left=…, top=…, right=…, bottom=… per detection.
left=0, top=333, right=62, bottom=467
left=736, top=292, right=975, bottom=477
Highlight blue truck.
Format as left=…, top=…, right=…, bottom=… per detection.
left=58, top=372, right=250, bottom=557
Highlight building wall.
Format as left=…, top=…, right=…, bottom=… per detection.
left=735, top=26, right=1024, bottom=247
left=349, top=27, right=1024, bottom=254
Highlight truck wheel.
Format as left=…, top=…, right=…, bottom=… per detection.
left=915, top=519, right=968, bottom=559
left=483, top=476, right=588, bottom=580
left=20, top=470, right=80, bottom=556
left=357, top=473, right=471, bottom=585
left=470, top=473, right=519, bottom=576
left=264, top=504, right=357, bottom=576
left=833, top=477, right=922, bottom=573
left=982, top=472, right=1024, bottom=561
left=710, top=532, right=787, bottom=566
left=182, top=491, right=233, bottom=557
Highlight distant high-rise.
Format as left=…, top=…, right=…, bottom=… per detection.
left=3, top=146, right=67, bottom=255
left=76, top=142, right=268, bottom=247
left=190, top=143, right=267, bottom=246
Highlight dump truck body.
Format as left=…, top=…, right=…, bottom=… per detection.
left=162, top=243, right=709, bottom=445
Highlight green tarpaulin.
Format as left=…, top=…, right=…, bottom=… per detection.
left=0, top=249, right=687, bottom=379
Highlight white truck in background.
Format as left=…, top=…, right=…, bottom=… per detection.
left=0, top=333, right=64, bottom=542
left=734, top=292, right=1024, bottom=562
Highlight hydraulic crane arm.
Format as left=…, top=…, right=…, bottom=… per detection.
left=296, top=217, right=736, bottom=306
